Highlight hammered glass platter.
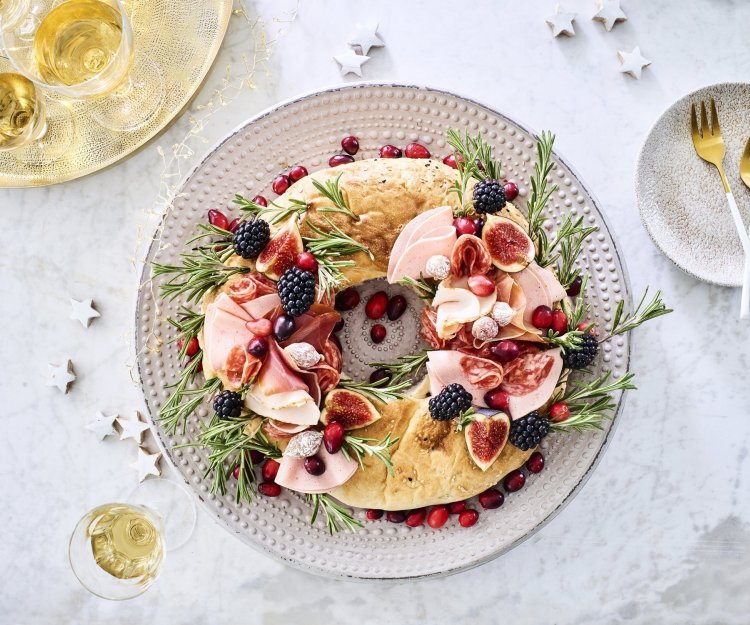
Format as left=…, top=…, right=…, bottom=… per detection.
left=136, top=84, right=632, bottom=580
left=0, top=0, right=233, bottom=188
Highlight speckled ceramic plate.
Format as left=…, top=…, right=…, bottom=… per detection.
left=636, top=82, right=750, bottom=286
left=136, top=84, right=632, bottom=580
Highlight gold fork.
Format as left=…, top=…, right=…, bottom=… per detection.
left=690, top=98, right=750, bottom=317
left=738, top=138, right=750, bottom=318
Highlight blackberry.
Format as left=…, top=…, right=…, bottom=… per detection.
left=277, top=267, right=316, bottom=317
left=562, top=333, right=599, bottom=370
left=232, top=218, right=270, bottom=259
left=472, top=179, right=506, bottom=214
left=429, top=383, right=473, bottom=421
left=509, top=411, right=550, bottom=451
left=213, top=390, right=243, bottom=420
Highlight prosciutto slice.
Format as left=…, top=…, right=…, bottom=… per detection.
left=282, top=305, right=340, bottom=354
left=274, top=446, right=358, bottom=494
left=228, top=274, right=278, bottom=303
left=500, top=348, right=563, bottom=419
left=427, top=350, right=504, bottom=408
left=224, top=345, right=262, bottom=389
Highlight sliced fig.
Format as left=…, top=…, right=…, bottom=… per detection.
left=465, top=411, right=510, bottom=471
left=320, top=389, right=380, bottom=430
left=255, top=217, right=303, bottom=280
left=482, top=215, right=534, bottom=272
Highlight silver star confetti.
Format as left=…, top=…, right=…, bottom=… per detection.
left=131, top=447, right=161, bottom=482
left=45, top=360, right=76, bottom=393
left=86, top=411, right=119, bottom=441
left=546, top=4, right=577, bottom=37
left=116, top=410, right=151, bottom=443
left=69, top=298, right=100, bottom=328
left=347, top=22, right=384, bottom=55
left=592, top=0, right=627, bottom=31
left=333, top=50, right=370, bottom=77
left=618, top=46, right=651, bottom=79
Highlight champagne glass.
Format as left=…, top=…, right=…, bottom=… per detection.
left=0, top=0, right=31, bottom=32
left=1, top=0, right=165, bottom=132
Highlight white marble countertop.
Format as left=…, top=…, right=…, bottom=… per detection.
left=2, top=0, right=749, bottom=623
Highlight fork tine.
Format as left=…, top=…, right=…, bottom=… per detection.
left=700, top=100, right=710, bottom=136
left=710, top=98, right=720, bottom=135
left=690, top=103, right=699, bottom=139
left=744, top=137, right=750, bottom=162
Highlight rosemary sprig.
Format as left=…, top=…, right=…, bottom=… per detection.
left=312, top=174, right=358, bottom=220
left=187, top=223, right=233, bottom=251
left=338, top=377, right=411, bottom=403
left=543, top=328, right=584, bottom=351
left=158, top=364, right=221, bottom=435
left=600, top=289, right=672, bottom=343
left=555, top=216, right=598, bottom=287
left=526, top=131, right=557, bottom=262
left=370, top=352, right=429, bottom=385
left=446, top=129, right=501, bottom=207
left=398, top=275, right=438, bottom=300
left=167, top=308, right=205, bottom=357
left=561, top=275, right=591, bottom=329
left=152, top=247, right=249, bottom=304
left=342, top=433, right=399, bottom=475
left=308, top=493, right=363, bottom=534
left=454, top=408, right=477, bottom=433
left=558, top=370, right=636, bottom=405
left=233, top=194, right=308, bottom=225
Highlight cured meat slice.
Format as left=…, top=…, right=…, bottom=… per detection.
left=240, top=293, right=282, bottom=320
left=528, top=262, right=567, bottom=304
left=224, top=345, right=262, bottom=389
left=500, top=348, right=563, bottom=419
left=254, top=340, right=308, bottom=397
left=263, top=420, right=308, bottom=439
left=282, top=307, right=340, bottom=354
left=227, top=274, right=277, bottom=303
left=245, top=392, right=320, bottom=425
left=450, top=234, right=492, bottom=277
left=427, top=350, right=504, bottom=408
left=387, top=205, right=454, bottom=282
left=274, top=447, right=358, bottom=494
left=213, top=292, right=252, bottom=320
left=510, top=266, right=550, bottom=328
left=389, top=225, right=457, bottom=283
left=203, top=306, right=253, bottom=372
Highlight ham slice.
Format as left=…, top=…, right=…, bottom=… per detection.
left=500, top=348, right=563, bottom=419
left=510, top=266, right=551, bottom=328
left=427, top=350, right=504, bottom=408
left=241, top=293, right=282, bottom=320
left=528, top=262, right=567, bottom=304
left=263, top=420, right=309, bottom=439
left=274, top=447, right=358, bottom=494
left=203, top=306, right=253, bottom=372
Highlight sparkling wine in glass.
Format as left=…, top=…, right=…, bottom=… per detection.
left=0, top=0, right=30, bottom=32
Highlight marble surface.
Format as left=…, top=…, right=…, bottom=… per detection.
left=1, top=0, right=749, bottom=623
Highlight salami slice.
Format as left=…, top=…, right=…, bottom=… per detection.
left=500, top=348, right=563, bottom=419
left=450, top=234, right=492, bottom=277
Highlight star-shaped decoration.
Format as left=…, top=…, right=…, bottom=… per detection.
left=86, top=411, right=119, bottom=441
left=69, top=298, right=100, bottom=328
left=131, top=447, right=161, bottom=482
left=333, top=50, right=370, bottom=77
left=116, top=411, right=151, bottom=443
left=45, top=360, right=76, bottom=393
left=618, top=46, right=651, bottom=79
left=546, top=4, right=577, bottom=37
left=347, top=22, right=384, bottom=55
left=593, top=0, right=627, bottom=31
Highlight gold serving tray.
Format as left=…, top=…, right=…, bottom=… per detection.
left=0, top=0, right=233, bottom=187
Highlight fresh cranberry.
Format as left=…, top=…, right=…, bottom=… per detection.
left=366, top=508, right=384, bottom=520
left=341, top=135, right=359, bottom=155
left=467, top=274, right=495, bottom=297
left=250, top=450, right=264, bottom=464
left=386, top=511, right=406, bottom=523
left=252, top=195, right=268, bottom=207
left=484, top=388, right=510, bottom=411
left=453, top=216, right=476, bottom=236
left=490, top=340, right=520, bottom=364
left=503, top=469, right=526, bottom=493
left=386, top=295, right=407, bottom=321
left=404, top=143, right=430, bottom=159
left=503, top=181, right=519, bottom=202
left=246, top=336, right=269, bottom=358
left=178, top=336, right=200, bottom=358
left=551, top=310, right=569, bottom=335
left=473, top=217, right=484, bottom=236
left=405, top=508, right=426, bottom=527
left=442, top=153, right=459, bottom=169
left=333, top=318, right=344, bottom=333
left=369, top=368, right=391, bottom=384
left=304, top=455, right=325, bottom=476
left=365, top=291, right=388, bottom=320
left=566, top=275, right=583, bottom=297
left=323, top=421, right=345, bottom=454
left=272, top=174, right=291, bottom=195
left=379, top=144, right=402, bottom=159
left=478, top=488, right=504, bottom=510
left=448, top=501, right=467, bottom=514
left=334, top=287, right=360, bottom=311
left=549, top=401, right=570, bottom=423
left=262, top=458, right=280, bottom=482
left=208, top=209, right=229, bottom=230
left=526, top=451, right=545, bottom=474
left=329, top=154, right=355, bottom=167
left=258, top=482, right=281, bottom=497
left=370, top=324, right=387, bottom=343
left=273, top=314, right=296, bottom=342
left=427, top=505, right=449, bottom=529
left=232, top=464, right=241, bottom=480
left=228, top=217, right=241, bottom=233
left=531, top=305, right=553, bottom=330
left=295, top=251, right=318, bottom=273
left=288, top=165, right=308, bottom=182
left=458, top=509, right=479, bottom=528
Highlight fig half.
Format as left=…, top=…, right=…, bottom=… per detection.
left=481, top=215, right=535, bottom=272
left=465, top=411, right=510, bottom=471
left=255, top=217, right=304, bottom=280
left=320, top=389, right=381, bottom=430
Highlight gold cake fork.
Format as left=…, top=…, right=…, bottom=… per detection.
left=737, top=138, right=750, bottom=318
